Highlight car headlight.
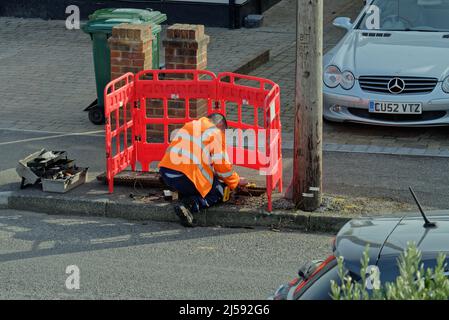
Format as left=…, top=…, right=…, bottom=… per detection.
left=323, top=66, right=342, bottom=88
left=443, top=76, right=449, bottom=93
left=341, top=71, right=355, bottom=90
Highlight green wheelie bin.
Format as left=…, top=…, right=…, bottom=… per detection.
left=82, top=8, right=167, bottom=125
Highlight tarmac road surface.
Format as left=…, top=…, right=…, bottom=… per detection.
left=0, top=209, right=333, bottom=299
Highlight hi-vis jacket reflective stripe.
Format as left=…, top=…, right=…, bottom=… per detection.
left=158, top=117, right=240, bottom=198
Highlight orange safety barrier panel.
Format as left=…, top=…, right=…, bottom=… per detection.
left=104, top=70, right=282, bottom=211
left=135, top=70, right=218, bottom=172
left=215, top=72, right=282, bottom=211
left=104, top=73, right=136, bottom=193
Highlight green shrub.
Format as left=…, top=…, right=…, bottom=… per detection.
left=331, top=243, right=449, bottom=300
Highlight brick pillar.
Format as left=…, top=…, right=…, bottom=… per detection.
left=163, top=24, right=209, bottom=73
left=109, top=23, right=153, bottom=80
left=163, top=24, right=210, bottom=120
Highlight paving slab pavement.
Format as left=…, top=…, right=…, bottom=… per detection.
left=2, top=0, right=448, bottom=156
left=0, top=15, right=293, bottom=133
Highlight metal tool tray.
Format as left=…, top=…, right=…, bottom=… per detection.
left=16, top=149, right=75, bottom=188
left=41, top=167, right=88, bottom=193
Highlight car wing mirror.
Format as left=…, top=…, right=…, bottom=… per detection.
left=333, top=17, right=353, bottom=31
left=298, top=260, right=323, bottom=280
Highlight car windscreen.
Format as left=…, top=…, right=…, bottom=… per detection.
left=358, top=0, right=449, bottom=32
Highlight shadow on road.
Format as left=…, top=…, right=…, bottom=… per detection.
left=0, top=210, right=254, bottom=263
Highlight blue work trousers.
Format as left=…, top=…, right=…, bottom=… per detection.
left=159, top=167, right=225, bottom=213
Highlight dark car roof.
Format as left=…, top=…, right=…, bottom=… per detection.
left=334, top=211, right=449, bottom=276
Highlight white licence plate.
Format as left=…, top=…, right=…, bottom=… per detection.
left=369, top=101, right=422, bottom=114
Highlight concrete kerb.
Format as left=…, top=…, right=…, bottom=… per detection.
left=281, top=140, right=449, bottom=159
left=232, top=49, right=270, bottom=75
left=7, top=194, right=108, bottom=217
left=3, top=192, right=350, bottom=233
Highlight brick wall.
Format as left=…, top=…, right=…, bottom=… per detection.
left=146, top=24, right=211, bottom=143
left=164, top=24, right=210, bottom=120
left=108, top=23, right=210, bottom=143
left=109, top=23, right=153, bottom=81
left=163, top=24, right=209, bottom=73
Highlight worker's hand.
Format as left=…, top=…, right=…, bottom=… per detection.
left=238, top=177, right=248, bottom=187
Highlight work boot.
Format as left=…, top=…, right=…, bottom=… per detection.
left=174, top=204, right=195, bottom=228
left=182, top=196, right=201, bottom=213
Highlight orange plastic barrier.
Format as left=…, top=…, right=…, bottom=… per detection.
left=104, top=73, right=136, bottom=192
left=104, top=70, right=282, bottom=211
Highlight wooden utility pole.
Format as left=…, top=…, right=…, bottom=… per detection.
left=293, top=0, right=323, bottom=211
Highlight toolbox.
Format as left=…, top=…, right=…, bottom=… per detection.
left=16, top=149, right=87, bottom=192
left=42, top=167, right=88, bottom=193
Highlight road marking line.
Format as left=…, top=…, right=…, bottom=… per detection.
left=0, top=127, right=104, bottom=136
left=0, top=130, right=105, bottom=146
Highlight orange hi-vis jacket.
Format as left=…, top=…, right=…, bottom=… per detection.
left=158, top=117, right=240, bottom=198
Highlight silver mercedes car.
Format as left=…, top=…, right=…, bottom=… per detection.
left=323, top=0, right=449, bottom=126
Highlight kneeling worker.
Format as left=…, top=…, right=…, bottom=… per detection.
left=159, top=113, right=246, bottom=227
